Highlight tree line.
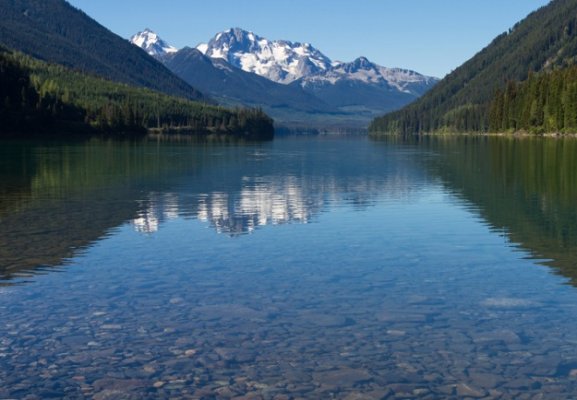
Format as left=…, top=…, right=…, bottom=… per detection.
left=489, top=67, right=577, bottom=133
left=0, top=47, right=274, bottom=139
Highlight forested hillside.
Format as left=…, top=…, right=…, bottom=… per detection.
left=0, top=47, right=273, bottom=138
left=489, top=68, right=577, bottom=133
left=370, top=0, right=577, bottom=135
left=0, top=0, right=202, bottom=101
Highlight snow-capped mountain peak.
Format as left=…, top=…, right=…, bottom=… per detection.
left=127, top=27, right=439, bottom=128
left=194, top=28, right=438, bottom=93
left=130, top=28, right=178, bottom=57
left=196, top=27, right=332, bottom=84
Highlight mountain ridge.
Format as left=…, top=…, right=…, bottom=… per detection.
left=0, top=0, right=203, bottom=101
left=131, top=28, right=438, bottom=128
left=163, top=47, right=336, bottom=113
left=194, top=28, right=438, bottom=91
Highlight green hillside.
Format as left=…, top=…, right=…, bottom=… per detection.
left=370, top=0, right=577, bottom=135
left=0, top=47, right=274, bottom=139
left=0, top=0, right=202, bottom=101
left=489, top=67, right=577, bottom=133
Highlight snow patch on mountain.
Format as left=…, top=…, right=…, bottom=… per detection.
left=130, top=28, right=178, bottom=57
left=196, top=43, right=208, bottom=54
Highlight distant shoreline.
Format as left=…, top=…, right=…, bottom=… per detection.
left=369, top=131, right=577, bottom=139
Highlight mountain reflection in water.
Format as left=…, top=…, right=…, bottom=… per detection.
left=2, top=135, right=577, bottom=288
left=0, top=136, right=426, bottom=282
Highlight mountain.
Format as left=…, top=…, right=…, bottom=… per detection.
left=130, top=28, right=178, bottom=58
left=369, top=0, right=577, bottom=135
left=132, top=28, right=438, bottom=129
left=196, top=28, right=437, bottom=94
left=163, top=47, right=335, bottom=114
left=298, top=57, right=438, bottom=113
left=197, top=28, right=332, bottom=84
left=319, top=57, right=438, bottom=97
left=0, top=0, right=202, bottom=101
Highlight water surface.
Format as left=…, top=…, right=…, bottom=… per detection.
left=1, top=135, right=577, bottom=399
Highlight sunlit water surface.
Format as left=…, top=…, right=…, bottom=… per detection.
left=1, top=136, right=577, bottom=399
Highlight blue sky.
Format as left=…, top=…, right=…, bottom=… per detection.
left=67, top=0, right=550, bottom=78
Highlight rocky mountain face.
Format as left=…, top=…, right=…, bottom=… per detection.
left=197, top=28, right=332, bottom=84
left=131, top=28, right=439, bottom=128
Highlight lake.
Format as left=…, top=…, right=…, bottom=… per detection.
left=1, top=135, right=577, bottom=399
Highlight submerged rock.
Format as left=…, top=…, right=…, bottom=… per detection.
left=481, top=297, right=540, bottom=308
left=313, top=368, right=372, bottom=388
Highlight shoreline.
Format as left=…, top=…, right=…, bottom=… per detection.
left=369, top=131, right=577, bottom=139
